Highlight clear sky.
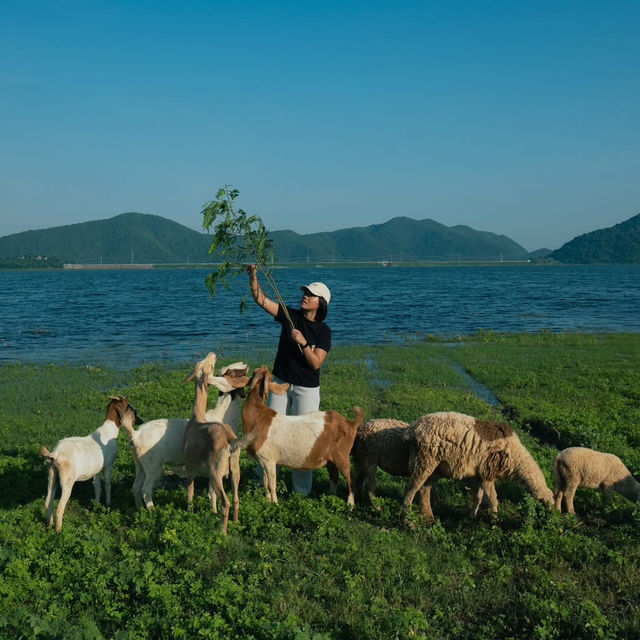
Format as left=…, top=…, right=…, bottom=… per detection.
left=2, top=1, right=639, bottom=251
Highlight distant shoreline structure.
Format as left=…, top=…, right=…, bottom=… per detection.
left=62, top=260, right=534, bottom=271
left=64, top=263, right=155, bottom=270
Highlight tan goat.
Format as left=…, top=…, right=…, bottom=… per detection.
left=182, top=353, right=247, bottom=534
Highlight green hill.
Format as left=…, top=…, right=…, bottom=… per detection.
left=549, top=213, right=640, bottom=264
left=0, top=212, right=529, bottom=265
left=270, top=217, right=527, bottom=262
left=0, top=213, right=213, bottom=264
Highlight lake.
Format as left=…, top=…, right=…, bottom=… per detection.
left=1, top=265, right=639, bottom=368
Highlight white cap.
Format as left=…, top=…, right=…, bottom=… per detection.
left=301, top=282, right=331, bottom=304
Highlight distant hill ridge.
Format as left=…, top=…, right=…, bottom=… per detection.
left=549, top=213, right=640, bottom=264
left=0, top=213, right=530, bottom=264
left=2, top=211, right=639, bottom=265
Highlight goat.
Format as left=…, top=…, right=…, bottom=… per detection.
left=40, top=396, right=142, bottom=533
left=182, top=353, right=245, bottom=534
left=234, top=365, right=364, bottom=505
left=123, top=362, right=249, bottom=510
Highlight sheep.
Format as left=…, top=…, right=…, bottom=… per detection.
left=40, top=396, right=142, bottom=533
left=123, top=362, right=249, bottom=510
left=352, top=418, right=496, bottom=516
left=403, top=411, right=553, bottom=522
left=553, top=446, right=640, bottom=514
left=182, top=352, right=246, bottom=534
left=352, top=418, right=411, bottom=506
left=234, top=365, right=364, bottom=505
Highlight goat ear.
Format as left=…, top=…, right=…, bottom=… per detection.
left=234, top=375, right=251, bottom=388
left=182, top=370, right=196, bottom=385
left=268, top=381, right=290, bottom=396
left=209, top=375, right=235, bottom=393
left=220, top=362, right=249, bottom=377
left=249, top=366, right=268, bottom=389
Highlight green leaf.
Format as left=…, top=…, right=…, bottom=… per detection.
left=201, top=185, right=293, bottom=327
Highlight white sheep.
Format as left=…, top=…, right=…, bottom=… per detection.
left=403, top=411, right=553, bottom=522
left=40, top=396, right=142, bottom=533
left=234, top=365, right=364, bottom=505
left=553, top=446, right=640, bottom=514
left=352, top=417, right=497, bottom=516
left=182, top=353, right=245, bottom=534
left=123, top=362, right=249, bottom=510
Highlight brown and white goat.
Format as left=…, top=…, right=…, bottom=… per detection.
left=182, top=352, right=247, bottom=534
left=234, top=365, right=364, bottom=505
left=40, top=396, right=142, bottom=533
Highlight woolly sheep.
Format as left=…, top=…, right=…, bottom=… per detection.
left=553, top=446, right=640, bottom=514
left=352, top=417, right=497, bottom=515
left=403, top=411, right=553, bottom=522
left=352, top=418, right=412, bottom=506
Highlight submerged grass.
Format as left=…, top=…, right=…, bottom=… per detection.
left=1, top=334, right=640, bottom=639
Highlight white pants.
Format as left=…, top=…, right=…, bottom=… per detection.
left=260, top=378, right=321, bottom=495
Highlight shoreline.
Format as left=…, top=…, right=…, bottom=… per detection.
left=5, top=260, right=630, bottom=271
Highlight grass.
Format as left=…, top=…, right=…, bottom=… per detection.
left=1, top=334, right=640, bottom=639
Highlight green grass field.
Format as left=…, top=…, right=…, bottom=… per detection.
left=1, top=333, right=639, bottom=639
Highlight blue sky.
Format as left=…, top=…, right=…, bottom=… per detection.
left=2, top=1, right=638, bottom=251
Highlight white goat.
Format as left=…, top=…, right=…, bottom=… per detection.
left=553, top=447, right=640, bottom=514
left=40, top=396, right=142, bottom=533
left=234, top=365, right=364, bottom=505
left=182, top=353, right=246, bottom=534
left=124, top=362, right=249, bottom=510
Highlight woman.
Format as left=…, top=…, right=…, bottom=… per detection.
left=246, top=264, right=332, bottom=494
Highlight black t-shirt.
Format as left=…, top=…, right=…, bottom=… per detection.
left=272, top=306, right=332, bottom=388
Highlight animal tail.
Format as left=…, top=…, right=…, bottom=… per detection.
left=551, top=455, right=564, bottom=492
left=39, top=446, right=55, bottom=463
left=229, top=431, right=257, bottom=454
left=350, top=407, right=365, bottom=430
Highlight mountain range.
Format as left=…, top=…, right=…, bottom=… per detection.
left=0, top=212, right=638, bottom=266
left=0, top=214, right=529, bottom=265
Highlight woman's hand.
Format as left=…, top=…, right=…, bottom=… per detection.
left=246, top=264, right=258, bottom=279
left=291, top=329, right=307, bottom=346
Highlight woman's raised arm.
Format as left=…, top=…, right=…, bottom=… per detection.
left=247, top=264, right=279, bottom=317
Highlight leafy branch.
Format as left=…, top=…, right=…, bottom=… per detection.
left=202, top=185, right=296, bottom=330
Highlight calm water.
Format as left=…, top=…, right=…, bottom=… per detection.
left=1, top=265, right=639, bottom=367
